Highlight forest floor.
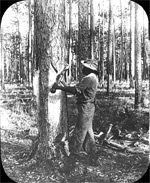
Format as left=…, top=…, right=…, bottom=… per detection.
left=0, top=82, right=149, bottom=183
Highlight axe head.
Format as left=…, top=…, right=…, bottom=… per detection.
left=56, top=63, right=69, bottom=81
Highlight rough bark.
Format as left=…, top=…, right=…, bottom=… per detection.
left=130, top=1, right=135, bottom=88
left=0, top=28, right=5, bottom=90
left=31, top=0, right=68, bottom=161
left=78, top=0, right=90, bottom=81
left=100, top=0, right=104, bottom=85
left=98, top=3, right=101, bottom=80
left=90, top=0, right=94, bottom=59
left=134, top=3, right=142, bottom=109
left=27, top=0, right=32, bottom=86
left=145, top=39, right=150, bottom=109
left=15, top=3, right=22, bottom=83
left=113, top=17, right=116, bottom=83
left=142, top=12, right=148, bottom=80
left=119, top=0, right=123, bottom=82
left=33, top=0, right=39, bottom=105
left=106, top=0, right=113, bottom=95
left=67, top=0, right=72, bottom=84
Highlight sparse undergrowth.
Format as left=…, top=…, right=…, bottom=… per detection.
left=0, top=84, right=149, bottom=183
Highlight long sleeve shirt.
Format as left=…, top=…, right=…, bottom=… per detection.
left=75, top=73, right=98, bottom=104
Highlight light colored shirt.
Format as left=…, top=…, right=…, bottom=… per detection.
left=75, top=73, right=98, bottom=104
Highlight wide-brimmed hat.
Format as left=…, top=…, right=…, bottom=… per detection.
left=81, top=59, right=99, bottom=72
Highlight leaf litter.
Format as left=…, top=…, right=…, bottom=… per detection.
left=0, top=83, right=149, bottom=183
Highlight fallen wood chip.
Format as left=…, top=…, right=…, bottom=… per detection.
left=94, top=132, right=104, bottom=138
left=105, top=140, right=126, bottom=150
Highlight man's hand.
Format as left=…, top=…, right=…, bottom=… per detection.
left=49, top=82, right=60, bottom=93
left=50, top=82, right=76, bottom=94
left=52, top=82, right=60, bottom=89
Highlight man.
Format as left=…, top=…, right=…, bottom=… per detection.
left=51, top=59, right=99, bottom=169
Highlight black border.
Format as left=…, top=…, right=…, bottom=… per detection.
left=0, top=0, right=149, bottom=183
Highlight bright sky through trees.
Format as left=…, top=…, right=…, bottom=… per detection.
left=1, top=0, right=148, bottom=37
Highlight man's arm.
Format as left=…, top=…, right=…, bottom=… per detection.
left=51, top=82, right=77, bottom=95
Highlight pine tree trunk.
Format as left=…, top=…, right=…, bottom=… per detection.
left=101, top=0, right=104, bottom=86
left=98, top=3, right=101, bottom=81
left=78, top=0, right=89, bottom=81
left=130, top=1, right=135, bottom=88
left=90, top=0, right=94, bottom=59
left=67, top=0, right=72, bottom=83
left=16, top=4, right=22, bottom=83
left=113, top=17, right=116, bottom=83
left=142, top=13, right=148, bottom=80
left=0, top=28, right=5, bottom=90
left=145, top=40, right=150, bottom=109
left=27, top=0, right=32, bottom=87
left=134, top=3, right=142, bottom=109
left=31, top=0, right=68, bottom=161
left=107, top=0, right=113, bottom=95
left=33, top=0, right=39, bottom=105
left=119, top=0, right=123, bottom=82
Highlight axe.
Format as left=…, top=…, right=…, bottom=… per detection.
left=50, top=62, right=69, bottom=93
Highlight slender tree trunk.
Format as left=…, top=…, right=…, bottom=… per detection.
left=98, top=3, right=101, bottom=81
left=124, top=14, right=130, bottom=85
left=134, top=3, right=142, bottom=109
left=101, top=0, right=105, bottom=86
left=113, top=17, right=116, bottom=83
left=33, top=0, right=39, bottom=104
left=126, top=50, right=130, bottom=85
left=119, top=0, right=123, bottom=82
left=130, top=1, right=135, bottom=88
left=15, top=4, right=22, bottom=83
left=90, top=0, right=94, bottom=59
left=142, top=12, right=148, bottom=80
left=31, top=2, right=34, bottom=87
left=145, top=40, right=150, bottom=109
left=67, top=0, right=72, bottom=83
left=106, top=0, right=113, bottom=95
left=125, top=42, right=129, bottom=85
left=0, top=28, right=5, bottom=90
left=31, top=0, right=68, bottom=161
left=27, top=0, right=32, bottom=87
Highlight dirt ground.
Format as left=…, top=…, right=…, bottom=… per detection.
left=0, top=85, right=149, bottom=183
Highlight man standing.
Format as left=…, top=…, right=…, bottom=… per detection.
left=51, top=59, right=99, bottom=169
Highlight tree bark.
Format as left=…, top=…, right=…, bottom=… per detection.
left=145, top=40, right=150, bottom=109
left=67, top=0, right=72, bottom=83
left=142, top=12, right=148, bottom=80
left=124, top=14, right=130, bottom=85
left=112, top=17, right=116, bottom=83
left=32, top=0, right=68, bottom=161
left=106, top=0, right=113, bottom=95
left=32, top=0, right=39, bottom=105
left=90, top=0, right=94, bottom=59
left=27, top=0, right=32, bottom=87
left=78, top=0, right=89, bottom=81
left=0, top=28, right=5, bottom=90
left=119, top=0, right=123, bottom=82
left=134, top=3, right=142, bottom=109
left=15, top=3, right=22, bottom=84
left=130, top=1, right=135, bottom=88
left=100, top=0, right=105, bottom=86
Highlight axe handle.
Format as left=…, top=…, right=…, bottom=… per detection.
left=50, top=63, right=69, bottom=93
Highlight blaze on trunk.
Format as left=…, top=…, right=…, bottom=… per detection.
left=34, top=0, right=68, bottom=160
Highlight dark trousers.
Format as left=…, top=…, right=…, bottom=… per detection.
left=69, top=103, right=96, bottom=154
